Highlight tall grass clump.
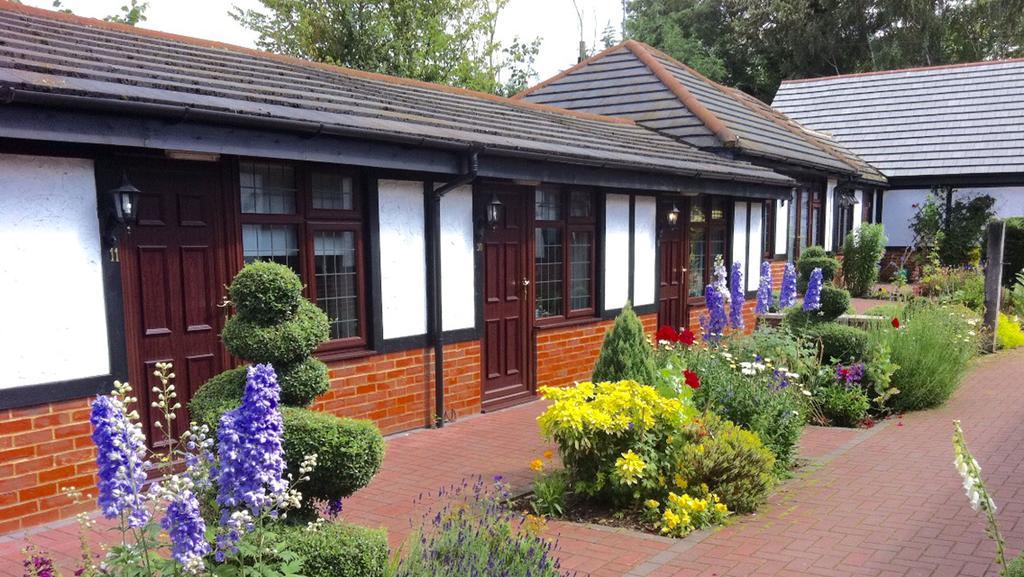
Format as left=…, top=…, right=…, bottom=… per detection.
left=871, top=303, right=981, bottom=411
left=842, top=223, right=887, bottom=297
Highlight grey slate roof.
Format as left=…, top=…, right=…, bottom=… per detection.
left=0, top=4, right=793, bottom=188
left=517, top=41, right=883, bottom=183
left=773, top=60, right=1024, bottom=178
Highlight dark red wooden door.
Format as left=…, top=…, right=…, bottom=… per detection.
left=657, top=200, right=689, bottom=330
left=480, top=186, right=532, bottom=410
left=118, top=161, right=228, bottom=446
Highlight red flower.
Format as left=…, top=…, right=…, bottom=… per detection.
left=891, top=317, right=900, bottom=329
left=678, top=328, right=696, bottom=346
left=656, top=325, right=679, bottom=343
left=683, top=370, right=701, bottom=390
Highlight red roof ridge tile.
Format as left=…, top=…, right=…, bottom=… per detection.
left=780, top=57, right=1024, bottom=84
left=0, top=0, right=636, bottom=127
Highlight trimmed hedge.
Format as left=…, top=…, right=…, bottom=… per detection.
left=277, top=358, right=330, bottom=407
left=222, top=300, right=329, bottom=366
left=805, top=323, right=869, bottom=363
left=818, top=286, right=851, bottom=322
left=229, top=261, right=304, bottom=325
left=282, top=407, right=385, bottom=502
left=282, top=522, right=388, bottom=577
left=189, top=367, right=246, bottom=432
left=797, top=246, right=839, bottom=292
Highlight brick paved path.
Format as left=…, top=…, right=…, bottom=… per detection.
left=3, top=349, right=1023, bottom=576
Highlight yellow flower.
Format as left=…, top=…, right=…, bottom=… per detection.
left=715, top=503, right=729, bottom=513
left=658, top=475, right=666, bottom=487
left=614, top=450, right=646, bottom=486
left=543, top=450, right=554, bottom=460
left=692, top=499, right=707, bottom=512
left=674, top=474, right=688, bottom=489
left=662, top=509, right=681, bottom=529
left=530, top=459, right=544, bottom=472
left=644, top=499, right=661, bottom=509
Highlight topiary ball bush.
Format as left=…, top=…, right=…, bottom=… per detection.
left=277, top=358, right=330, bottom=406
left=229, top=261, right=304, bottom=325
left=189, top=367, right=246, bottom=432
left=281, top=521, right=388, bottom=577
left=818, top=286, right=851, bottom=322
left=806, top=323, right=869, bottom=363
left=797, top=256, right=840, bottom=292
left=674, top=414, right=775, bottom=514
left=282, top=407, right=385, bottom=503
left=222, top=300, right=329, bottom=367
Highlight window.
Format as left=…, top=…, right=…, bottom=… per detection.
left=239, top=160, right=366, bottom=349
left=761, top=201, right=776, bottom=258
left=688, top=197, right=729, bottom=297
left=791, top=183, right=826, bottom=256
left=835, top=189, right=858, bottom=251
left=534, top=187, right=596, bottom=320
left=862, top=190, right=875, bottom=224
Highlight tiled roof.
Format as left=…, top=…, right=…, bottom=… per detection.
left=517, top=40, right=880, bottom=181
left=0, top=2, right=793, bottom=187
left=773, top=59, right=1024, bottom=178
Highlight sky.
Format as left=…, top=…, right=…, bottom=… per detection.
left=22, top=0, right=626, bottom=83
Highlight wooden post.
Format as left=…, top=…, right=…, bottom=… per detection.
left=983, top=220, right=1006, bottom=353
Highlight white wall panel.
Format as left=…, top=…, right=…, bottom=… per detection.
left=747, top=202, right=762, bottom=291
left=852, top=190, right=864, bottom=230
left=632, top=196, right=657, bottom=307
left=824, top=178, right=838, bottom=249
left=378, top=180, right=427, bottom=339
left=775, top=198, right=789, bottom=256
left=439, top=185, right=475, bottom=331
left=604, top=194, right=631, bottom=310
left=732, top=201, right=748, bottom=290
left=0, top=154, right=109, bottom=388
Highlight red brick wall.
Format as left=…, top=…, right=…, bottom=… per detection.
left=686, top=295, right=762, bottom=337
left=0, top=400, right=97, bottom=534
left=312, top=340, right=482, bottom=435
left=535, top=313, right=658, bottom=388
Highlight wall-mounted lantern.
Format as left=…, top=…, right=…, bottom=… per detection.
left=485, top=192, right=503, bottom=229
left=108, top=171, right=140, bottom=230
left=666, top=203, right=681, bottom=227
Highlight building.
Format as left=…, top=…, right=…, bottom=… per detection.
left=0, top=3, right=808, bottom=532
left=516, top=40, right=886, bottom=330
left=773, top=59, right=1024, bottom=250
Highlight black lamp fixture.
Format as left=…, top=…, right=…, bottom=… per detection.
left=485, top=192, right=503, bottom=229
left=108, top=171, right=140, bottom=230
left=666, top=203, right=681, bottom=227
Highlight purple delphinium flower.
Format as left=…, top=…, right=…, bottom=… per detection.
left=700, top=284, right=727, bottom=344
left=215, top=363, right=286, bottom=556
left=755, top=261, right=773, bottom=314
left=803, top=267, right=823, bottom=311
left=90, top=395, right=150, bottom=528
left=162, top=488, right=210, bottom=573
left=729, top=261, right=745, bottom=329
left=779, top=262, right=797, bottom=308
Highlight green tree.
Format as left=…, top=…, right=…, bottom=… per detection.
left=591, top=302, right=657, bottom=385
left=51, top=0, right=149, bottom=25
left=231, top=0, right=539, bottom=96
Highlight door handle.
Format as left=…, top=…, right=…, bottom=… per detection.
left=521, top=277, right=530, bottom=299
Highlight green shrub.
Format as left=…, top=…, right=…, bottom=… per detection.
left=1009, top=271, right=1024, bottom=317
left=591, top=303, right=657, bottom=385
left=1005, top=217, right=1024, bottom=287
left=842, top=223, right=887, bottom=297
left=818, top=286, right=851, bottom=322
left=797, top=247, right=839, bottom=292
left=222, top=300, right=329, bottom=366
left=282, top=408, right=385, bottom=503
left=277, top=357, right=330, bottom=406
left=938, top=191, right=995, bottom=266
left=189, top=366, right=246, bottom=431
left=997, top=312, right=1024, bottom=349
left=229, top=260, right=304, bottom=325
left=672, top=414, right=775, bottom=513
left=781, top=305, right=813, bottom=329
left=1006, top=553, right=1024, bottom=577
left=690, top=354, right=804, bottom=469
left=816, top=385, right=869, bottom=427
left=805, top=323, right=869, bottom=363
left=282, top=522, right=388, bottom=577
left=871, top=304, right=980, bottom=411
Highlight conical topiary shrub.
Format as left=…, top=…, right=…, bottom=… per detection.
left=591, top=302, right=657, bottom=385
left=190, top=261, right=384, bottom=507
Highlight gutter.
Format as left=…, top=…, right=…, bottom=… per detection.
left=427, top=152, right=479, bottom=428
left=0, top=86, right=794, bottom=188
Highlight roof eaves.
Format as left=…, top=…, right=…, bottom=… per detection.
left=779, top=57, right=1024, bottom=85
left=620, top=40, right=741, bottom=149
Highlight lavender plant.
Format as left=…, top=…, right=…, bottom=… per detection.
left=779, top=263, right=797, bottom=309
left=803, top=268, right=823, bottom=312
left=729, top=261, right=745, bottom=329
left=755, top=261, right=773, bottom=314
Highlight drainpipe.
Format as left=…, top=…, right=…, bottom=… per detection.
left=428, top=152, right=479, bottom=428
